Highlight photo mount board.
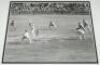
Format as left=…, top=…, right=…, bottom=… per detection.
left=2, top=1, right=98, bottom=64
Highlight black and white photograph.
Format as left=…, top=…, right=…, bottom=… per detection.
left=2, top=1, right=98, bottom=63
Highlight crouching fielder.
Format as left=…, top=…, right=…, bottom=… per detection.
left=48, top=21, right=57, bottom=29
left=21, top=30, right=32, bottom=44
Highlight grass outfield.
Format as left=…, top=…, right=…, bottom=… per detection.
left=3, top=15, right=97, bottom=62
